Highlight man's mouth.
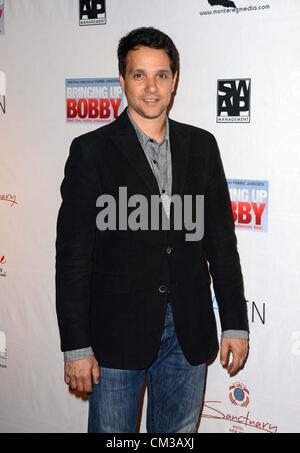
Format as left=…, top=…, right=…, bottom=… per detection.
left=143, top=98, right=159, bottom=104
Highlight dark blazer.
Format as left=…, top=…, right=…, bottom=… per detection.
left=55, top=108, right=249, bottom=369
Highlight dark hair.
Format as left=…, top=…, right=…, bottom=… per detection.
left=118, top=27, right=179, bottom=77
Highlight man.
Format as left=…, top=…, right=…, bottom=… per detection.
left=56, top=27, right=249, bottom=433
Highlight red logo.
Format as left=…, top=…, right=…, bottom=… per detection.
left=229, top=383, right=250, bottom=407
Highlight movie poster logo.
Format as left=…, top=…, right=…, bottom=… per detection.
left=0, top=0, right=4, bottom=34
left=66, top=78, right=125, bottom=123
left=228, top=179, right=268, bottom=232
left=217, top=79, right=251, bottom=123
left=79, top=0, right=106, bottom=26
left=0, top=330, right=7, bottom=368
left=0, top=70, right=6, bottom=114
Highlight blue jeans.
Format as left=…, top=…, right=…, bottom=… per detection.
left=88, top=302, right=207, bottom=433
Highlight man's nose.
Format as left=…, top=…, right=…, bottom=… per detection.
left=144, top=77, right=158, bottom=93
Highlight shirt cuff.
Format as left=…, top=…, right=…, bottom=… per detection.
left=221, top=330, right=249, bottom=339
left=64, top=346, right=94, bottom=362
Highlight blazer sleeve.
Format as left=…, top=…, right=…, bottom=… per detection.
left=55, top=137, right=100, bottom=351
left=203, top=133, right=249, bottom=333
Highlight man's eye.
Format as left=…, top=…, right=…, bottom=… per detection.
left=133, top=73, right=143, bottom=79
left=158, top=73, right=168, bottom=79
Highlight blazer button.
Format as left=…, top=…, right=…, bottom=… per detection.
left=165, top=246, right=173, bottom=255
left=159, top=285, right=167, bottom=294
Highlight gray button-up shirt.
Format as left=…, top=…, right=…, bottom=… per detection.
left=127, top=110, right=172, bottom=217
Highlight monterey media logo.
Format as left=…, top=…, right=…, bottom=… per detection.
left=79, top=0, right=106, bottom=26
left=217, top=79, right=251, bottom=123
left=0, top=0, right=4, bottom=34
left=0, top=70, right=6, bottom=114
left=200, top=0, right=271, bottom=15
left=66, top=78, right=125, bottom=123
left=208, top=0, right=236, bottom=6
left=228, top=179, right=268, bottom=232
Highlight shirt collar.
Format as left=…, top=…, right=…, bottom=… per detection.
left=127, top=108, right=169, bottom=147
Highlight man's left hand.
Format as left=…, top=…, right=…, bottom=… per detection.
left=220, top=337, right=249, bottom=376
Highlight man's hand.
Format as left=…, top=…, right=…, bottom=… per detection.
left=64, top=355, right=100, bottom=393
left=220, top=338, right=249, bottom=377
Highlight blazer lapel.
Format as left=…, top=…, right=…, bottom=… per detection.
left=110, top=110, right=191, bottom=198
left=110, top=111, right=160, bottom=196
left=169, top=118, right=191, bottom=196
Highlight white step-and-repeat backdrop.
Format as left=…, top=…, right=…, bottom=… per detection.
left=1, top=0, right=300, bottom=433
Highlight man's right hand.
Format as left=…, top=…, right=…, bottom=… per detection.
left=64, top=355, right=100, bottom=393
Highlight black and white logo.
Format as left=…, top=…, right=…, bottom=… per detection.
left=217, top=78, right=251, bottom=123
left=79, top=0, right=106, bottom=26
left=0, top=71, right=6, bottom=114
left=200, top=1, right=271, bottom=16
left=208, top=0, right=236, bottom=7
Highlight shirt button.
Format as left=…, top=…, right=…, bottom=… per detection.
left=153, top=159, right=157, bottom=164
left=159, top=285, right=167, bottom=294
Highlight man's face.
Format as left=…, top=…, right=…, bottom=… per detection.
left=119, top=45, right=177, bottom=121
